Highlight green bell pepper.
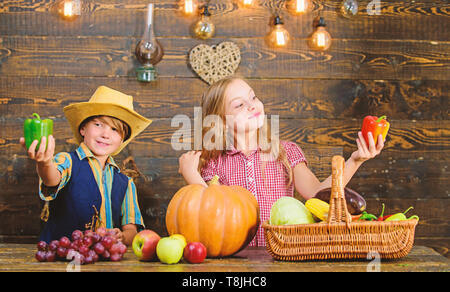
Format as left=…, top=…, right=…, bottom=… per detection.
left=358, top=211, right=378, bottom=221
left=23, top=113, right=53, bottom=150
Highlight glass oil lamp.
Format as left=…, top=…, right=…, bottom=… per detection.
left=135, top=3, right=164, bottom=82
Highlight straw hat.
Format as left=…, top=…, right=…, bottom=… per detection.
left=63, top=86, right=152, bottom=156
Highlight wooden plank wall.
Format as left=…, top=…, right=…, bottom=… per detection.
left=0, top=0, right=448, bottom=257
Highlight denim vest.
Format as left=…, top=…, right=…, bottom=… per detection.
left=39, top=151, right=128, bottom=242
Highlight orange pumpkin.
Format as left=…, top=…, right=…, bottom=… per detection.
left=165, top=175, right=259, bottom=257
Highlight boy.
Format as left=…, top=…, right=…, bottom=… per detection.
left=20, top=86, right=152, bottom=245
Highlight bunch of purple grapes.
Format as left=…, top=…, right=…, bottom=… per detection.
left=35, top=227, right=127, bottom=265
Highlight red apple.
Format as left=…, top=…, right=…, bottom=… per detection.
left=132, top=230, right=161, bottom=261
left=183, top=242, right=207, bottom=264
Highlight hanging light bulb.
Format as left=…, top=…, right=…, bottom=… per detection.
left=241, top=0, right=254, bottom=8
left=309, top=17, right=332, bottom=51
left=268, top=16, right=290, bottom=48
left=179, top=0, right=199, bottom=16
left=57, top=0, right=81, bottom=21
left=340, top=0, right=359, bottom=18
left=135, top=4, right=164, bottom=82
left=193, top=5, right=215, bottom=40
left=287, top=0, right=313, bottom=15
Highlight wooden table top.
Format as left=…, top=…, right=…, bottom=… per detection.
left=0, top=244, right=448, bottom=272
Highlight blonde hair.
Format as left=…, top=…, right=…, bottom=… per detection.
left=199, top=77, right=294, bottom=186
left=80, top=115, right=130, bottom=141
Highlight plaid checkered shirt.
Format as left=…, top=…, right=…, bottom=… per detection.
left=200, top=140, right=307, bottom=246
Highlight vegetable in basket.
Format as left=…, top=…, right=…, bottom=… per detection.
left=314, top=187, right=366, bottom=215
left=376, top=203, right=394, bottom=221
left=269, top=197, right=315, bottom=225
left=305, top=198, right=329, bottom=221
left=385, top=206, right=419, bottom=222
left=358, top=211, right=378, bottom=221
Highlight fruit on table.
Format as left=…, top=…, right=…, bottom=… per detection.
left=314, top=187, right=366, bottom=215
left=361, top=115, right=390, bottom=146
left=45, top=251, right=56, bottom=262
left=183, top=242, right=207, bottom=264
left=93, top=242, right=105, bottom=255
left=156, top=237, right=184, bottom=264
left=170, top=234, right=187, bottom=249
left=269, top=196, right=315, bottom=225
left=165, top=175, right=260, bottom=258
left=101, top=236, right=115, bottom=250
left=132, top=229, right=161, bottom=261
left=23, top=113, right=53, bottom=150
left=59, top=236, right=71, bottom=248
left=49, top=240, right=59, bottom=251
left=37, top=241, right=48, bottom=251
left=34, top=229, right=127, bottom=264
left=71, top=230, right=83, bottom=241
left=35, top=250, right=47, bottom=262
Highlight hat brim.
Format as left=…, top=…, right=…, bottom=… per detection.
left=63, top=102, right=152, bottom=156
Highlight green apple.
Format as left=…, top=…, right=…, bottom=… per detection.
left=156, top=237, right=184, bottom=264
left=170, top=234, right=187, bottom=249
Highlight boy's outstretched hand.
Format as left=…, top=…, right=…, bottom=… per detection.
left=351, top=131, right=384, bottom=163
left=20, top=135, right=56, bottom=165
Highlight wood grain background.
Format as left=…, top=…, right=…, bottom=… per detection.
left=0, top=0, right=448, bottom=257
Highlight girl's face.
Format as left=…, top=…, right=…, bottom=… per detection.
left=224, top=79, right=265, bottom=133
left=80, top=117, right=123, bottom=158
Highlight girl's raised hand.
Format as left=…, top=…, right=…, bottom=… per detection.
left=178, top=151, right=202, bottom=175
left=20, top=135, right=55, bottom=165
left=351, top=131, right=384, bottom=163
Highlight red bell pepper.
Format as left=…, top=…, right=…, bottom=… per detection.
left=361, top=115, right=390, bottom=146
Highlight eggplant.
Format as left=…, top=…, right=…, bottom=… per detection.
left=314, top=187, right=366, bottom=215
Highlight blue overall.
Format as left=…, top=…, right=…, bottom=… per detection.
left=39, top=151, right=128, bottom=243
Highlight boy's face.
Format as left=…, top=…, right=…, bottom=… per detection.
left=79, top=117, right=123, bottom=157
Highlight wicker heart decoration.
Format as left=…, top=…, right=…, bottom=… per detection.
left=189, top=42, right=241, bottom=85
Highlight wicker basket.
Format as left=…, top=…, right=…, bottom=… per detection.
left=263, top=156, right=418, bottom=261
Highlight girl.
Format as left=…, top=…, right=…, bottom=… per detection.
left=179, top=77, right=384, bottom=246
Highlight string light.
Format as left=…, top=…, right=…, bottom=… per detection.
left=241, top=0, right=254, bottom=8
left=179, top=0, right=199, bottom=16
left=268, top=16, right=290, bottom=48
left=57, top=0, right=81, bottom=21
left=341, top=0, right=359, bottom=18
left=287, top=0, right=313, bottom=15
left=309, top=17, right=332, bottom=51
left=193, top=4, right=215, bottom=39
left=176, top=0, right=333, bottom=51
